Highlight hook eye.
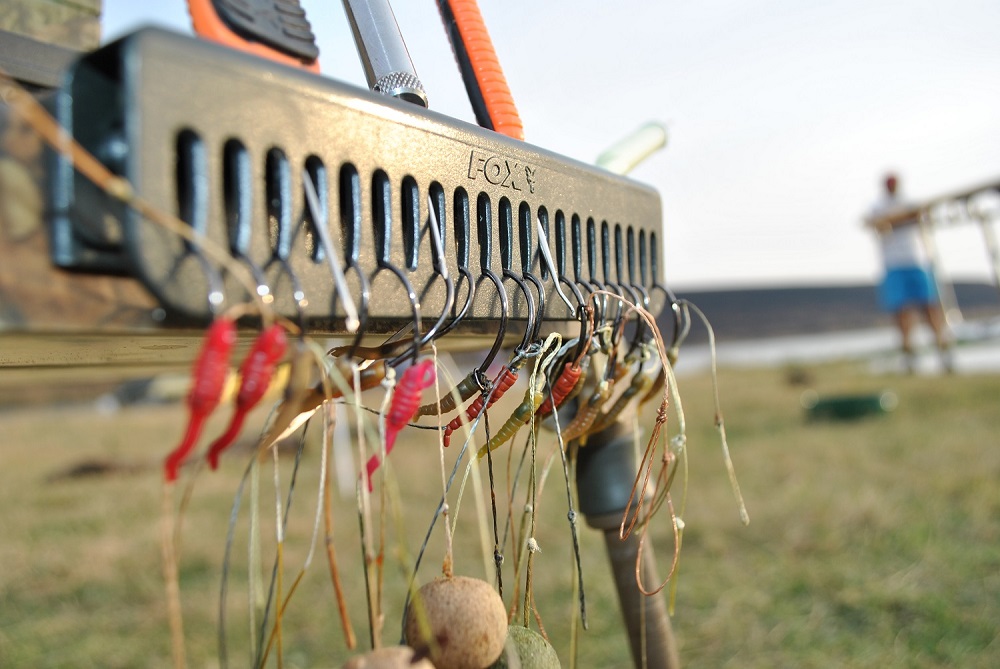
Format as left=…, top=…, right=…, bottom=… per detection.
left=536, top=217, right=575, bottom=313
left=474, top=268, right=510, bottom=376
left=410, top=193, right=456, bottom=348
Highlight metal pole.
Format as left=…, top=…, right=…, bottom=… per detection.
left=919, top=210, right=963, bottom=327
left=342, top=0, right=428, bottom=107
left=575, top=422, right=681, bottom=669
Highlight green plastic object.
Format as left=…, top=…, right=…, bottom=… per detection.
left=801, top=390, right=898, bottom=421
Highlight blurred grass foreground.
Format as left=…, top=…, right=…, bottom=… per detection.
left=1, top=361, right=998, bottom=668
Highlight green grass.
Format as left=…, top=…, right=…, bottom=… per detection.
left=1, top=363, right=998, bottom=668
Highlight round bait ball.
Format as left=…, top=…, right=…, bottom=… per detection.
left=490, top=625, right=560, bottom=669
left=341, top=645, right=434, bottom=669
left=404, top=575, right=508, bottom=669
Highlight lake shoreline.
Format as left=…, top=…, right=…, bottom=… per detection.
left=674, top=321, right=1000, bottom=377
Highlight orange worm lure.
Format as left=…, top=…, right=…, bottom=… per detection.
left=559, top=381, right=613, bottom=445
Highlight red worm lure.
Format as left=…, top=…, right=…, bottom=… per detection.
left=536, top=361, right=584, bottom=417
left=365, top=359, right=436, bottom=490
left=441, top=364, right=519, bottom=448
left=205, top=323, right=289, bottom=469
left=163, top=318, right=237, bottom=482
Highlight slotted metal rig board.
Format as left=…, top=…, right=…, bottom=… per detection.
left=48, top=27, right=665, bottom=336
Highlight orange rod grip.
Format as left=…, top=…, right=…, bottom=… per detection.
left=447, top=0, right=524, bottom=140
left=186, top=0, right=320, bottom=72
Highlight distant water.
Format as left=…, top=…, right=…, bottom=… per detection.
left=672, top=321, right=1000, bottom=376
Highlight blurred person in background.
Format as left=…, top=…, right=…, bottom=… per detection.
left=866, top=173, right=953, bottom=373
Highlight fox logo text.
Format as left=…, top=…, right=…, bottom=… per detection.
left=468, top=150, right=536, bottom=194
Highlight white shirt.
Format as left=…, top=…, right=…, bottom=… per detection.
left=867, top=194, right=927, bottom=270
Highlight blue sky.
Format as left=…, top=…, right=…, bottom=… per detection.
left=103, top=1, right=1000, bottom=289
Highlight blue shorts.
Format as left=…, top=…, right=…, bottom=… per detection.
left=879, top=266, right=938, bottom=312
